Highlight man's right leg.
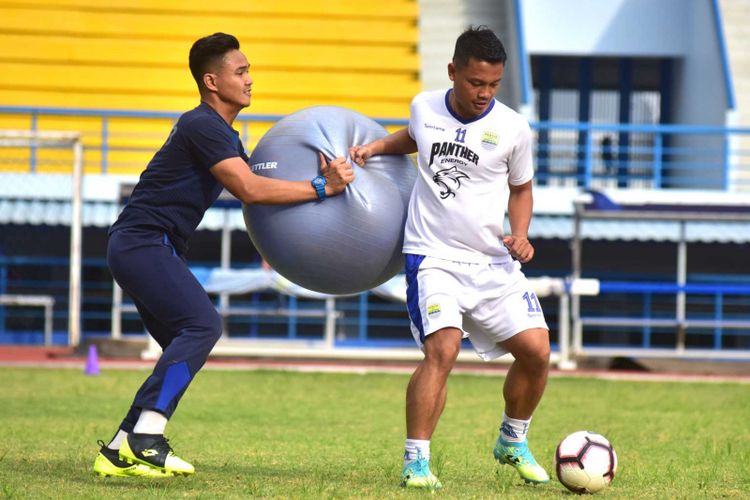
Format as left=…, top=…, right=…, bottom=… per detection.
left=406, top=328, right=463, bottom=438
left=401, top=327, right=462, bottom=490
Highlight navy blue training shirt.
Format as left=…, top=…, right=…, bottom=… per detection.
left=110, top=102, right=248, bottom=253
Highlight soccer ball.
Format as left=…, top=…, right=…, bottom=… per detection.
left=554, top=431, right=617, bottom=494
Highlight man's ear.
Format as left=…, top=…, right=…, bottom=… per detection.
left=447, top=62, right=456, bottom=82
left=203, top=73, right=217, bottom=92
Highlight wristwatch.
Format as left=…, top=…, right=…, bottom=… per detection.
left=311, top=175, right=327, bottom=201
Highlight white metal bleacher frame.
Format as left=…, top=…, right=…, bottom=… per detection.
left=571, top=194, right=750, bottom=360
left=0, top=294, right=55, bottom=346
left=110, top=185, right=344, bottom=359
left=0, top=130, right=84, bottom=347
left=113, top=272, right=597, bottom=368
left=111, top=185, right=599, bottom=367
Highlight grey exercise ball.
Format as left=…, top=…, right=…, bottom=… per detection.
left=242, top=106, right=416, bottom=295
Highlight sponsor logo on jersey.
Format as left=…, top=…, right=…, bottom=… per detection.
left=481, top=129, right=499, bottom=150
left=428, top=142, right=479, bottom=167
left=427, top=303, right=441, bottom=316
left=432, top=167, right=470, bottom=199
left=424, top=123, right=446, bottom=131
left=251, top=161, right=278, bottom=171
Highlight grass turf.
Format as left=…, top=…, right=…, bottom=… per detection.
left=0, top=366, right=748, bottom=498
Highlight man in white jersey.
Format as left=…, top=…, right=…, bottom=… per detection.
left=350, top=26, right=550, bottom=490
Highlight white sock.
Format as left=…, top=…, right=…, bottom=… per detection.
left=404, top=438, right=430, bottom=465
left=500, top=412, right=531, bottom=443
left=106, top=429, right=128, bottom=450
left=132, top=410, right=168, bottom=435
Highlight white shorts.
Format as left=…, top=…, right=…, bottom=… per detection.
left=405, top=255, right=549, bottom=361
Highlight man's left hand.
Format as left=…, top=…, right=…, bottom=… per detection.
left=502, top=235, right=534, bottom=263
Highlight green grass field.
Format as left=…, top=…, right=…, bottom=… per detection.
left=1, top=366, right=748, bottom=499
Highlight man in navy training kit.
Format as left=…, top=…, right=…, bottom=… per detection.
left=92, top=32, right=354, bottom=478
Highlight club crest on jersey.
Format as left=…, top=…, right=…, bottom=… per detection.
left=481, top=129, right=499, bottom=150
left=432, top=166, right=470, bottom=199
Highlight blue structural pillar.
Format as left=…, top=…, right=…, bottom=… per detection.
left=658, top=59, right=673, bottom=187
left=722, top=133, right=731, bottom=190
left=358, top=293, right=368, bottom=343
left=249, top=292, right=259, bottom=338
left=652, top=133, right=663, bottom=188
left=288, top=295, right=297, bottom=339
left=713, top=293, right=723, bottom=349
left=577, top=59, right=592, bottom=187
left=537, top=57, right=551, bottom=186
left=617, top=59, right=632, bottom=188
left=641, top=292, right=652, bottom=348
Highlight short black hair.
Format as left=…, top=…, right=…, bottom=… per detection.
left=189, top=32, right=240, bottom=89
left=452, top=26, right=507, bottom=67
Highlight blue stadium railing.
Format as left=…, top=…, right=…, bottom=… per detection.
left=533, top=121, right=748, bottom=190
left=2, top=106, right=750, bottom=352
left=1, top=106, right=749, bottom=191
left=1, top=256, right=748, bottom=353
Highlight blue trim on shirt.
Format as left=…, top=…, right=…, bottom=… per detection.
left=444, top=89, right=496, bottom=124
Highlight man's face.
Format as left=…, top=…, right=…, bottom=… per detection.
left=448, top=57, right=504, bottom=119
left=211, top=49, right=253, bottom=109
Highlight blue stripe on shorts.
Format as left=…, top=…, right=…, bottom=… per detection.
left=404, top=254, right=426, bottom=343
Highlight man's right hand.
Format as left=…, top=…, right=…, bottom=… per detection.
left=319, top=152, right=354, bottom=196
left=348, top=144, right=375, bottom=167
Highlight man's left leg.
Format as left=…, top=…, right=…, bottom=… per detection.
left=493, top=328, right=551, bottom=484
left=98, top=230, right=222, bottom=476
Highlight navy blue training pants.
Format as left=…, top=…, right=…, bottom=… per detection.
left=107, top=228, right=222, bottom=432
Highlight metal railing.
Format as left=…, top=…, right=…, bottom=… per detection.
left=575, top=281, right=750, bottom=360
left=3, top=256, right=750, bottom=363
left=533, top=121, right=750, bottom=190
left=0, top=294, right=55, bottom=346
left=2, top=105, right=749, bottom=191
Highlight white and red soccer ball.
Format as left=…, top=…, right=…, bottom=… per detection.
left=555, top=431, right=617, bottom=494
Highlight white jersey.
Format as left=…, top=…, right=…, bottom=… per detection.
left=403, top=88, right=535, bottom=264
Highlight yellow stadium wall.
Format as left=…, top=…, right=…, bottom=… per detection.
left=0, top=0, right=418, bottom=174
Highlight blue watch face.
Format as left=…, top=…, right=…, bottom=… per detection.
left=311, top=175, right=326, bottom=200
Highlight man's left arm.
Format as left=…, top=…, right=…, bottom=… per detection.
left=503, top=180, right=535, bottom=263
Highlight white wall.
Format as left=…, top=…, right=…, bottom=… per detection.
left=524, top=0, right=689, bottom=56
left=671, top=0, right=728, bottom=126
left=418, top=0, right=466, bottom=91
left=418, top=0, right=524, bottom=112
left=522, top=0, right=730, bottom=126
left=669, top=0, right=729, bottom=188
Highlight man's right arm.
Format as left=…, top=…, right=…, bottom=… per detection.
left=210, top=153, right=354, bottom=205
left=349, top=128, right=417, bottom=167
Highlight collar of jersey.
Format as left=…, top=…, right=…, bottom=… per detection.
left=197, top=101, right=240, bottom=136
left=444, top=89, right=495, bottom=124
